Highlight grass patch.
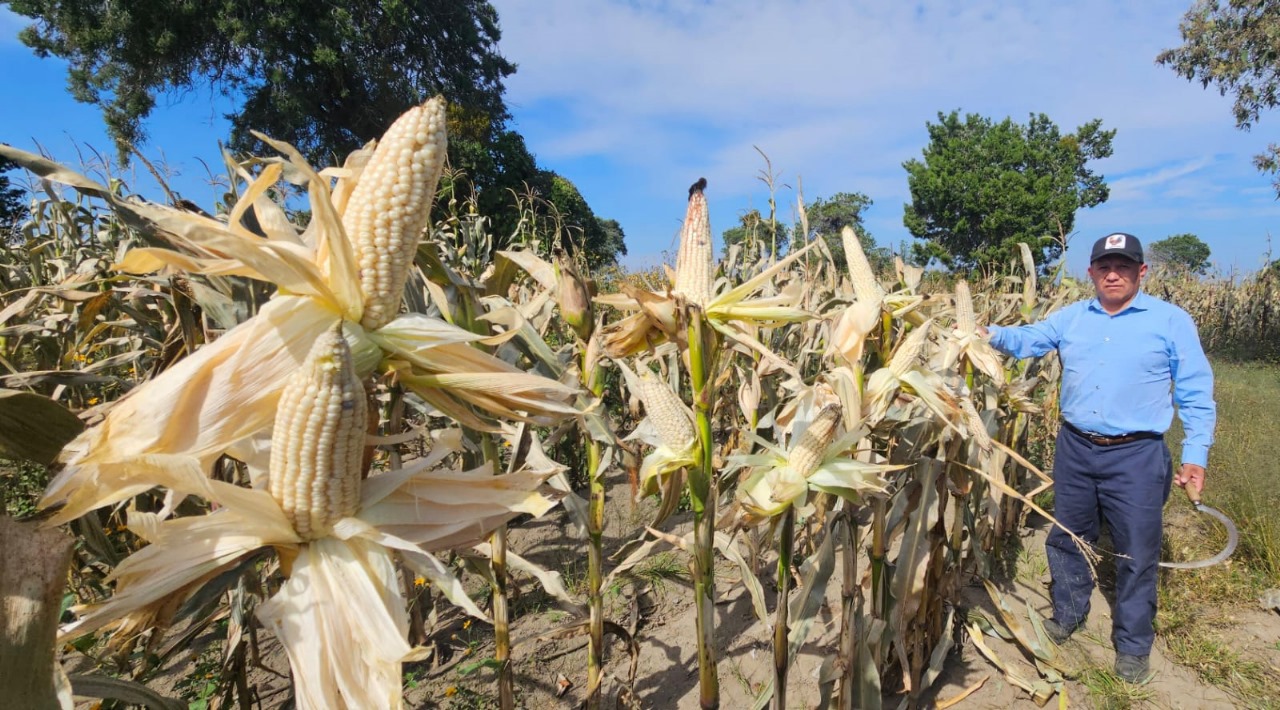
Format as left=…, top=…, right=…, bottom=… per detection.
left=1198, top=360, right=1280, bottom=579
left=1014, top=544, right=1048, bottom=585
left=1156, top=358, right=1280, bottom=706
left=630, top=550, right=689, bottom=589
left=1077, top=666, right=1156, bottom=708
left=0, top=458, right=49, bottom=517
left=1166, top=359, right=1280, bottom=590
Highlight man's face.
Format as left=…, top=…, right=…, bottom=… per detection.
left=1087, top=255, right=1147, bottom=310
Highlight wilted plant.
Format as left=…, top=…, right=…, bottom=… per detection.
left=2, top=98, right=578, bottom=526
left=0, top=94, right=1113, bottom=710
left=56, top=326, right=562, bottom=708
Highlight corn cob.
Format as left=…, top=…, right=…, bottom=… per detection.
left=889, top=320, right=933, bottom=378
left=554, top=249, right=595, bottom=341
left=960, top=396, right=992, bottom=452
left=1019, top=242, right=1037, bottom=311
left=673, top=179, right=714, bottom=307
left=954, top=280, right=976, bottom=332
left=635, top=369, right=695, bottom=448
left=841, top=225, right=883, bottom=303
left=344, top=97, right=449, bottom=330
left=788, top=402, right=842, bottom=478
left=268, top=324, right=368, bottom=539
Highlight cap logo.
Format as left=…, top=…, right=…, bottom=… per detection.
left=1105, top=234, right=1126, bottom=249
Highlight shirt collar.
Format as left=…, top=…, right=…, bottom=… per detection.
left=1088, top=290, right=1150, bottom=315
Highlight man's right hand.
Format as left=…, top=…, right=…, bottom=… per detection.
left=1176, top=463, right=1206, bottom=502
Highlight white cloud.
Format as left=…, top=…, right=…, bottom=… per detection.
left=1109, top=157, right=1215, bottom=201
left=489, top=0, right=1280, bottom=270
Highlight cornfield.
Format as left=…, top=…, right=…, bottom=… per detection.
left=0, top=98, right=1222, bottom=709
left=1144, top=267, right=1280, bottom=361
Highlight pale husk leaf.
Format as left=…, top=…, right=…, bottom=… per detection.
left=256, top=537, right=413, bottom=710
left=42, top=296, right=342, bottom=522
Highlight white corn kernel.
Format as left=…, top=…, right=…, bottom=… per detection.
left=344, top=97, right=449, bottom=330
left=268, top=325, right=368, bottom=539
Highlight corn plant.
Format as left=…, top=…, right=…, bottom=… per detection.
left=0, top=93, right=1121, bottom=710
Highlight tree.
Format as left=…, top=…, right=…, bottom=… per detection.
left=10, top=0, right=513, bottom=163
left=594, top=218, right=628, bottom=268
left=1148, top=233, right=1212, bottom=274
left=546, top=175, right=626, bottom=267
left=902, top=111, right=1114, bottom=273
left=1158, top=1, right=1280, bottom=193
left=1, top=156, right=25, bottom=240
left=721, top=209, right=789, bottom=257
left=794, top=192, right=891, bottom=272
left=8, top=0, right=627, bottom=264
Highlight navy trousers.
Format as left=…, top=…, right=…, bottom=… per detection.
left=1046, top=425, right=1173, bottom=656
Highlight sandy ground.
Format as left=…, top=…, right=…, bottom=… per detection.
left=73, top=468, right=1276, bottom=708
left=401, top=472, right=1280, bottom=709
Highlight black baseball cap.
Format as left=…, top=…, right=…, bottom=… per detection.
left=1089, top=232, right=1143, bottom=263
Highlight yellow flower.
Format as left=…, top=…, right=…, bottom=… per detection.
left=445, top=687, right=458, bottom=697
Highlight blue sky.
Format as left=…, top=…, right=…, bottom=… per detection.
left=3, top=1, right=1278, bottom=277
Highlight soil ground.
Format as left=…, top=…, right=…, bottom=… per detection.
left=51, top=469, right=1280, bottom=709
left=396, top=471, right=1280, bottom=709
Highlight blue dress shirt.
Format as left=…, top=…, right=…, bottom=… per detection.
left=986, top=291, right=1216, bottom=467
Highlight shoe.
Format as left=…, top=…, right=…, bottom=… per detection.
left=1115, top=653, right=1151, bottom=683
left=1043, top=618, right=1081, bottom=644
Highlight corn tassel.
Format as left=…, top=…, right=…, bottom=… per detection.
left=344, top=97, right=449, bottom=330
left=268, top=325, right=368, bottom=539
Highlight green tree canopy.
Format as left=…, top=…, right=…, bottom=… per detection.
left=10, top=0, right=513, bottom=163
left=721, top=209, right=789, bottom=257
left=1158, top=1, right=1280, bottom=192
left=902, top=111, right=1114, bottom=273
left=593, top=218, right=628, bottom=268
left=794, top=192, right=891, bottom=272
left=546, top=175, right=626, bottom=267
left=1148, top=233, right=1212, bottom=274
left=7, top=0, right=628, bottom=264
left=1, top=156, right=25, bottom=239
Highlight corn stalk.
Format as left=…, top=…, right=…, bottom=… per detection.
left=583, top=341, right=607, bottom=707
left=687, top=305, right=722, bottom=708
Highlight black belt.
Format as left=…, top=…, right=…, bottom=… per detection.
left=1062, top=420, right=1162, bottom=447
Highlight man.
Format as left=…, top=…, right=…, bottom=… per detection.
left=980, top=232, right=1216, bottom=683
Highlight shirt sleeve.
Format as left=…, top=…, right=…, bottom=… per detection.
left=1169, top=309, right=1216, bottom=468
left=986, top=308, right=1068, bottom=359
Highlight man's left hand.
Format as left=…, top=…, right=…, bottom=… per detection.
left=1175, top=463, right=1206, bottom=502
